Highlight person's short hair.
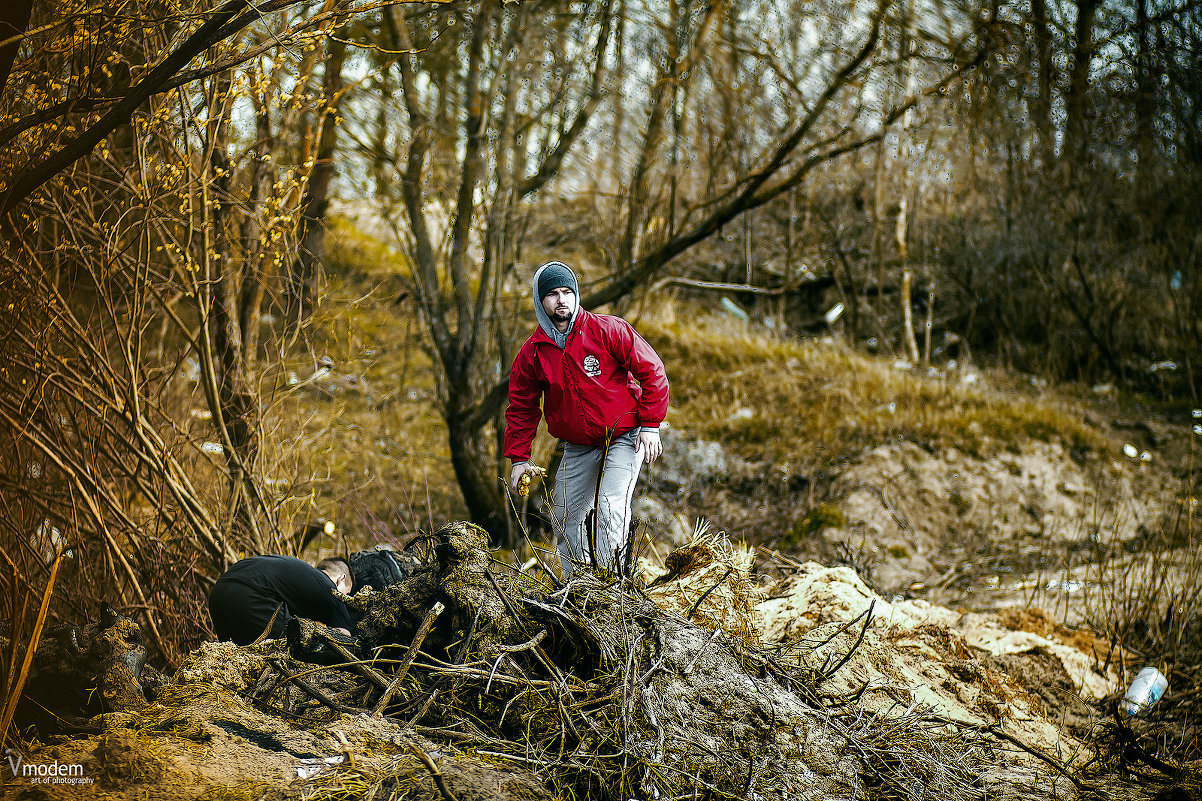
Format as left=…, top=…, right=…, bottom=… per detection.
left=316, top=558, right=350, bottom=586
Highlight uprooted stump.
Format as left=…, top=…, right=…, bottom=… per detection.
left=2, top=603, right=169, bottom=734
left=10, top=521, right=1098, bottom=800
left=236, top=522, right=1004, bottom=800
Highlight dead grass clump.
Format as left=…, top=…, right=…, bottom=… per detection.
left=640, top=521, right=766, bottom=645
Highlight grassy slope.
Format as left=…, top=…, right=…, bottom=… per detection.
left=641, top=305, right=1112, bottom=466
left=281, top=257, right=1123, bottom=551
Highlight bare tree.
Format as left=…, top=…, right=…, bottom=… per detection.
left=352, top=0, right=982, bottom=538
left=362, top=0, right=619, bottom=534
left=931, top=0, right=1202, bottom=395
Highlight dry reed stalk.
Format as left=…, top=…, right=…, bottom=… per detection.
left=0, top=551, right=63, bottom=746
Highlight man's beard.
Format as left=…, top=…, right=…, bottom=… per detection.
left=550, top=307, right=573, bottom=323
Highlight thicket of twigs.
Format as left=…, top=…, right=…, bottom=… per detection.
left=1069, top=443, right=1202, bottom=798
left=0, top=0, right=347, bottom=745
left=169, top=521, right=1076, bottom=801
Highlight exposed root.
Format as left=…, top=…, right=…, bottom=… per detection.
left=10, top=522, right=1123, bottom=800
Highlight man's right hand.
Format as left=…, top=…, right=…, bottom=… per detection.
left=509, top=462, right=530, bottom=494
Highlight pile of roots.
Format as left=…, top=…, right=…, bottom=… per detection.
left=12, top=521, right=1153, bottom=800
left=191, top=522, right=1030, bottom=800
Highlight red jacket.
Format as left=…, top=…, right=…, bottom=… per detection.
left=504, top=309, right=669, bottom=462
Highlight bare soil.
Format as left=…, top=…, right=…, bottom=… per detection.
left=643, top=417, right=1187, bottom=619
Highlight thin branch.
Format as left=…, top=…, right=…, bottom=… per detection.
left=373, top=601, right=445, bottom=715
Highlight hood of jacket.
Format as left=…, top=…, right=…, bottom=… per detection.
left=532, top=261, right=580, bottom=349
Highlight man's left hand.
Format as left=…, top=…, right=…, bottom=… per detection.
left=636, top=427, right=662, bottom=463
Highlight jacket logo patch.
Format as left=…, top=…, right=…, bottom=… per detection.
left=582, top=354, right=601, bottom=377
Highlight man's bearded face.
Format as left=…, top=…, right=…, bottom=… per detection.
left=541, top=287, right=576, bottom=324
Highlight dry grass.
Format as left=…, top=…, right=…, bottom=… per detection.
left=1077, top=451, right=1202, bottom=771
left=264, top=266, right=1122, bottom=556
left=639, top=301, right=1112, bottom=465
left=259, top=271, right=462, bottom=551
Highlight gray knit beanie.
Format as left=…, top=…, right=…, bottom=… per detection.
left=536, top=261, right=578, bottom=300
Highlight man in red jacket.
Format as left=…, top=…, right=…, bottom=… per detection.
left=505, top=261, right=669, bottom=576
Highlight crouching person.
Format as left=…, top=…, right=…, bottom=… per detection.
left=208, top=555, right=353, bottom=645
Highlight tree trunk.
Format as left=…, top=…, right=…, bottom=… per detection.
left=446, top=404, right=506, bottom=540
left=1133, top=0, right=1156, bottom=178
left=896, top=1, right=919, bottom=364
left=205, top=76, right=264, bottom=548
left=897, top=197, right=920, bottom=363
left=287, top=30, right=348, bottom=332
left=1028, top=0, right=1055, bottom=167
left=1063, top=0, right=1099, bottom=169
left=0, top=0, right=32, bottom=97
left=239, top=102, right=271, bottom=356
left=922, top=238, right=935, bottom=366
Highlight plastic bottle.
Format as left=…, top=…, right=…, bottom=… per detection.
left=1122, top=667, right=1168, bottom=716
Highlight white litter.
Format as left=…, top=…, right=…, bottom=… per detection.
left=296, top=755, right=345, bottom=780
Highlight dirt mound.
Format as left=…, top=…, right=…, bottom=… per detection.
left=826, top=440, right=1176, bottom=593
left=755, top=559, right=1123, bottom=753
left=7, top=524, right=1152, bottom=801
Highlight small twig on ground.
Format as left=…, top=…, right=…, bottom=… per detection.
left=496, top=628, right=548, bottom=653
left=316, top=631, right=390, bottom=690
left=808, top=600, right=874, bottom=651
left=250, top=665, right=275, bottom=699
left=983, top=721, right=1102, bottom=795
left=250, top=604, right=283, bottom=646
left=745, top=754, right=765, bottom=797
left=270, top=659, right=363, bottom=715
left=1113, top=711, right=1180, bottom=778
left=683, top=628, right=722, bottom=675
left=410, top=742, right=458, bottom=801
left=409, top=661, right=562, bottom=689
left=485, top=571, right=527, bottom=625
left=452, top=604, right=483, bottom=663
left=407, top=688, right=440, bottom=726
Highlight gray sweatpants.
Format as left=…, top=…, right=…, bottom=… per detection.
left=553, top=428, right=645, bottom=576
